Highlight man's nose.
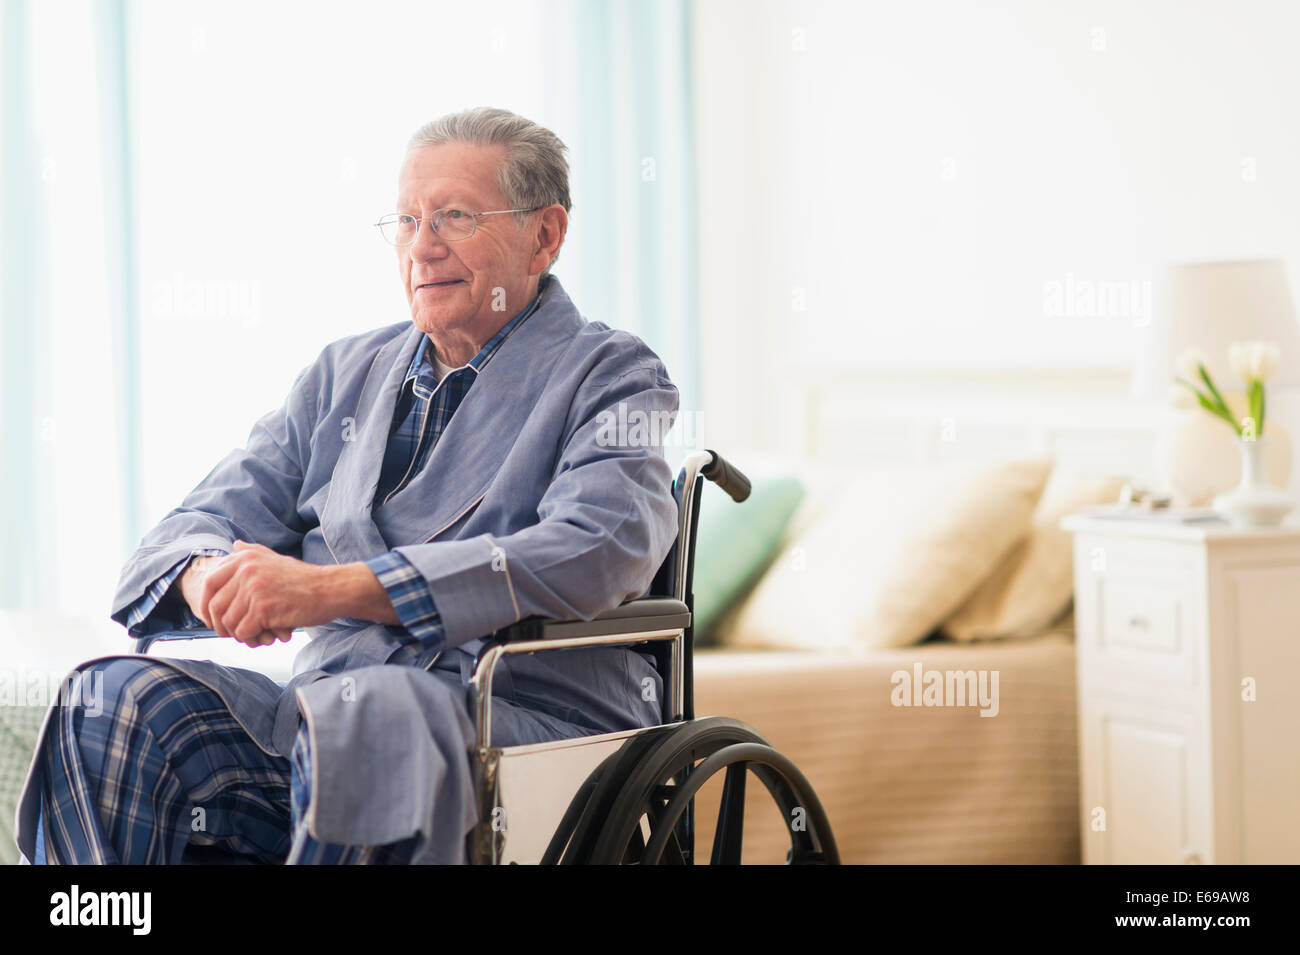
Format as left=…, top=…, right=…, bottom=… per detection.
left=410, top=217, right=449, bottom=259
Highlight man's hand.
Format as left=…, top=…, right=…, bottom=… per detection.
left=191, top=541, right=402, bottom=646
left=179, top=551, right=295, bottom=646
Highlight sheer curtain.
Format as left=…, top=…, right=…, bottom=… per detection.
left=1, top=0, right=698, bottom=618
left=1, top=0, right=137, bottom=616
left=547, top=0, right=699, bottom=469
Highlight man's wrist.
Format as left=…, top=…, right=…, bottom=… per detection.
left=321, top=562, right=402, bottom=626
left=177, top=553, right=222, bottom=622
left=362, top=551, right=443, bottom=644
left=179, top=555, right=208, bottom=592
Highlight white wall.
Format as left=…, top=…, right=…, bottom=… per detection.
left=133, top=0, right=568, bottom=529
left=694, top=0, right=1300, bottom=459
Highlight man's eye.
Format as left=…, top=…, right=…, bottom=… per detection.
left=444, top=209, right=467, bottom=219
left=399, top=215, right=418, bottom=225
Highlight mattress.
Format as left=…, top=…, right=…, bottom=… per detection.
left=690, top=625, right=1081, bottom=864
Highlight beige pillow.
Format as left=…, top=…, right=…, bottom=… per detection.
left=942, top=471, right=1127, bottom=641
left=718, top=457, right=1053, bottom=652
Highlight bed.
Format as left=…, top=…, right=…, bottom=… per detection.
left=691, top=624, right=1080, bottom=864
left=679, top=364, right=1162, bottom=864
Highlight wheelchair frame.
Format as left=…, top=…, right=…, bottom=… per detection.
left=137, top=449, right=840, bottom=865
left=464, top=449, right=714, bottom=863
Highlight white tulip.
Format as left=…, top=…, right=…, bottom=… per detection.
left=1254, top=340, right=1280, bottom=381
left=1229, top=339, right=1280, bottom=382
left=1229, top=341, right=1249, bottom=382
left=1175, top=346, right=1212, bottom=383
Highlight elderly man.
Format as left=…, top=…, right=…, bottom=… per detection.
left=14, top=107, right=679, bottom=864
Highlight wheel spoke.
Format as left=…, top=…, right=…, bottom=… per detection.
left=642, top=802, right=688, bottom=865
left=624, top=817, right=647, bottom=864
left=710, top=761, right=747, bottom=865
left=658, top=825, right=688, bottom=865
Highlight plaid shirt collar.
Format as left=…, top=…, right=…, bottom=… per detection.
left=403, top=274, right=550, bottom=393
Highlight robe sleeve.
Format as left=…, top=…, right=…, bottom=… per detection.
left=119, top=547, right=228, bottom=638
left=109, top=360, right=322, bottom=631
left=390, top=354, right=679, bottom=649
left=364, top=550, right=445, bottom=648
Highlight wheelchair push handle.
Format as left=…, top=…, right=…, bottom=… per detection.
left=700, top=449, right=751, bottom=503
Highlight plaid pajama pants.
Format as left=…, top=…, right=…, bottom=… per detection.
left=30, top=657, right=593, bottom=865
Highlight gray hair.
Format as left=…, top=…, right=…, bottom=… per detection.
left=407, top=107, right=571, bottom=275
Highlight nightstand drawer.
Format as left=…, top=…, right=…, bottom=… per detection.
left=1098, top=581, right=1184, bottom=655
left=1073, top=536, right=1202, bottom=689
left=1081, top=575, right=1200, bottom=687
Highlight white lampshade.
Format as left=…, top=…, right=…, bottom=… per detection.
left=1131, top=259, right=1300, bottom=399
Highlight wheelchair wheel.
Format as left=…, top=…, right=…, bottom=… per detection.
left=549, top=717, right=839, bottom=865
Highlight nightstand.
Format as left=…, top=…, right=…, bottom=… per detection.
left=1061, top=514, right=1300, bottom=864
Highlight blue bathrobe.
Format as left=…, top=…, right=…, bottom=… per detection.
left=14, top=274, right=679, bottom=862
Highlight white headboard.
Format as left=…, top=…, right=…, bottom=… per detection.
left=793, top=366, right=1163, bottom=485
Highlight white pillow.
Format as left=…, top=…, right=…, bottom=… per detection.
left=942, top=471, right=1127, bottom=641
left=718, top=458, right=1053, bottom=652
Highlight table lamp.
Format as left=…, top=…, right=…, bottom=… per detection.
left=1132, top=259, right=1300, bottom=513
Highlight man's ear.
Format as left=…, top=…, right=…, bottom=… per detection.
left=533, top=205, right=568, bottom=269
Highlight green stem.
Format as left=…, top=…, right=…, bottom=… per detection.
left=1177, top=377, right=1241, bottom=435
left=1198, top=364, right=1233, bottom=419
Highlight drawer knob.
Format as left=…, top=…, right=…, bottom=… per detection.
left=1182, top=848, right=1203, bottom=864
left=1128, top=615, right=1149, bottom=630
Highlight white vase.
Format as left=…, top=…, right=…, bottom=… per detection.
left=1212, top=437, right=1295, bottom=527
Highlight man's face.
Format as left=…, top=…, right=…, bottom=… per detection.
left=395, top=142, right=540, bottom=344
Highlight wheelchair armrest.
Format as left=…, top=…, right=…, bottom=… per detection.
left=471, top=597, right=692, bottom=748
left=134, top=628, right=309, bottom=655
left=491, top=597, right=691, bottom=644
left=134, top=628, right=223, bottom=654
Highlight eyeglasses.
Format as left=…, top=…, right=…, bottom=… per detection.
left=374, top=206, right=545, bottom=245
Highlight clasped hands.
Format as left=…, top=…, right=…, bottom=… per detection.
left=178, top=541, right=400, bottom=647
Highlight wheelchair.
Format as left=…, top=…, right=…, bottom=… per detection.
left=137, top=450, right=840, bottom=865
